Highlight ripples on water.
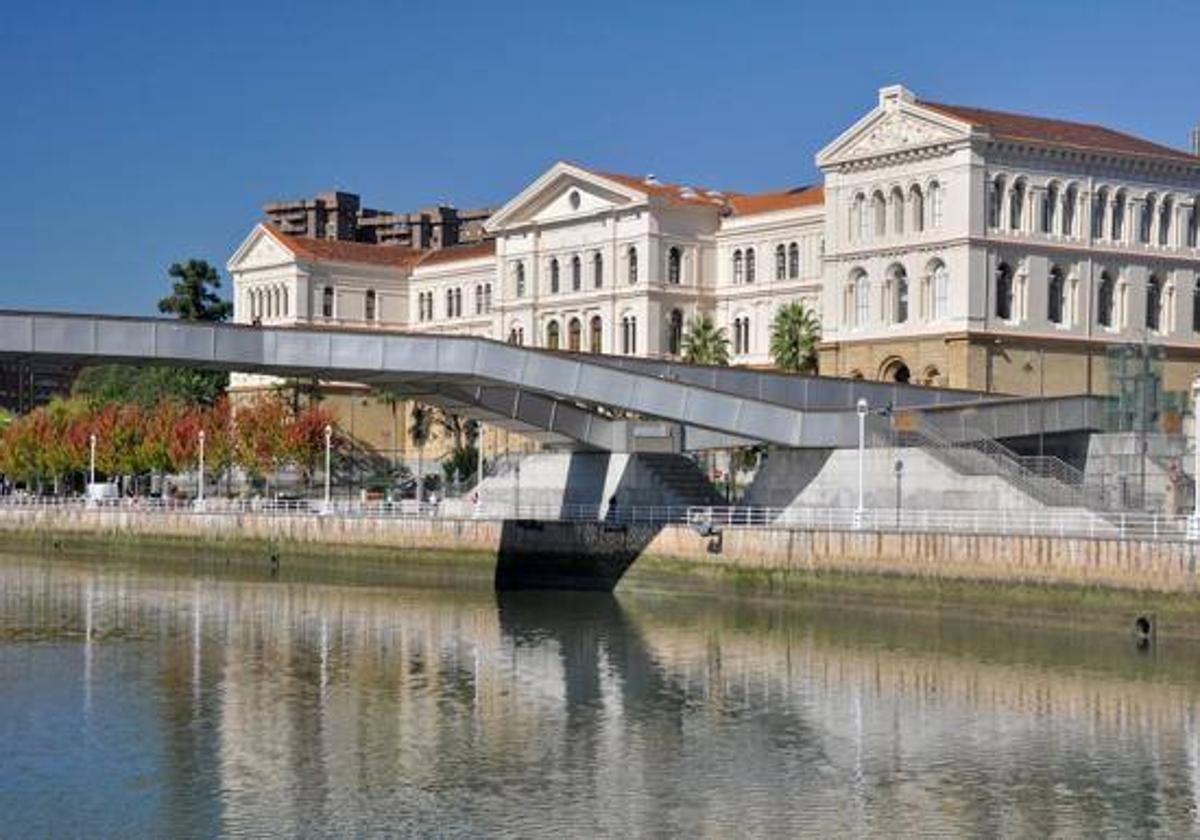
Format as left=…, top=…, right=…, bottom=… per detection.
left=1, top=551, right=1200, bottom=838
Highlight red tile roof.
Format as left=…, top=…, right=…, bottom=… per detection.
left=728, top=185, right=824, bottom=216
left=583, top=167, right=737, bottom=208
left=415, top=239, right=497, bottom=267
left=920, top=100, right=1199, bottom=164
left=261, top=223, right=425, bottom=268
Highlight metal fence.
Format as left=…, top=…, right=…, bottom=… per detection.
left=0, top=495, right=1194, bottom=543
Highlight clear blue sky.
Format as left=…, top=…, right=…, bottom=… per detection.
left=1, top=0, right=1196, bottom=316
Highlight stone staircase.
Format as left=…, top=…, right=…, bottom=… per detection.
left=637, top=453, right=725, bottom=507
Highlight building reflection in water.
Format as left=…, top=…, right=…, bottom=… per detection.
left=1, top=553, right=1199, bottom=837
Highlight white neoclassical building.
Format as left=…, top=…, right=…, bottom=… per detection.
left=228, top=83, right=1200, bottom=399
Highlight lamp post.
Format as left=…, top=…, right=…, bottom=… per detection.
left=856, top=398, right=868, bottom=528
left=88, top=433, right=96, bottom=487
left=323, top=424, right=333, bottom=514
left=893, top=458, right=904, bottom=529
left=197, top=430, right=206, bottom=509
left=476, top=421, right=484, bottom=511
left=1189, top=376, right=1200, bottom=539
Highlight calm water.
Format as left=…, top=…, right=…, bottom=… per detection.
left=3, top=552, right=1200, bottom=838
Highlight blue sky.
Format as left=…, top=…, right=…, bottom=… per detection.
left=0, top=0, right=1196, bottom=315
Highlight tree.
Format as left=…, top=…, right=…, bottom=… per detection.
left=158, top=259, right=233, bottom=322
left=409, top=403, right=434, bottom=499
left=769, top=301, right=821, bottom=374
left=681, top=314, right=730, bottom=366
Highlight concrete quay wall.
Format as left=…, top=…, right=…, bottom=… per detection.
left=1, top=509, right=1197, bottom=594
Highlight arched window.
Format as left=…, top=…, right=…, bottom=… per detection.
left=1092, top=188, right=1108, bottom=239
left=745, top=248, right=756, bottom=283
left=322, top=286, right=334, bottom=318
left=668, top=247, right=682, bottom=284
left=454, top=288, right=462, bottom=317
left=1063, top=184, right=1078, bottom=237
left=445, top=289, right=454, bottom=319
left=265, top=288, right=274, bottom=319
left=546, top=319, right=560, bottom=350
left=775, top=245, right=786, bottom=281
left=1042, top=183, right=1059, bottom=234
left=849, top=269, right=869, bottom=327
left=995, top=263, right=1013, bottom=320
left=621, top=315, right=637, bottom=355
left=1047, top=267, right=1065, bottom=325
left=1097, top=272, right=1115, bottom=328
left=1010, top=179, right=1026, bottom=231
left=365, top=289, right=377, bottom=322
left=1189, top=199, right=1200, bottom=248
left=550, top=258, right=560, bottom=293
left=851, top=193, right=867, bottom=242
left=567, top=317, right=582, bottom=351
left=891, top=187, right=905, bottom=235
left=928, top=181, right=944, bottom=229
left=930, top=260, right=949, bottom=320
left=571, top=255, right=581, bottom=291
left=1146, top=275, right=1162, bottom=332
left=590, top=315, right=602, bottom=353
left=474, top=284, right=483, bottom=316
left=593, top=253, right=603, bottom=288
left=872, top=191, right=887, bottom=237
left=910, top=185, right=925, bottom=233
left=1192, top=278, right=1200, bottom=333
left=1140, top=195, right=1156, bottom=244
left=1112, top=190, right=1126, bottom=241
left=281, top=287, right=288, bottom=317
left=667, top=309, right=683, bottom=356
left=788, top=242, right=800, bottom=278
left=889, top=265, right=909, bottom=324
left=988, top=176, right=1005, bottom=228
left=732, top=249, right=744, bottom=284
left=515, top=262, right=526, bottom=297
left=627, top=247, right=638, bottom=284
left=1159, top=197, right=1173, bottom=246
left=483, top=283, right=492, bottom=313
left=733, top=316, right=750, bottom=355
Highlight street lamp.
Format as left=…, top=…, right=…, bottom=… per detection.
left=475, top=421, right=485, bottom=511
left=1190, top=376, right=1200, bottom=539
left=323, top=424, right=333, bottom=514
left=197, top=430, right=206, bottom=508
left=893, top=458, right=904, bottom=529
left=856, top=398, right=868, bottom=528
left=88, top=433, right=97, bottom=487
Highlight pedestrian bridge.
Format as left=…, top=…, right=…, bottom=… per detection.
left=0, top=310, right=1106, bottom=451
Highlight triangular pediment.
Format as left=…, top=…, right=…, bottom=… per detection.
left=485, top=162, right=647, bottom=231
left=816, top=86, right=973, bottom=168
left=227, top=224, right=295, bottom=272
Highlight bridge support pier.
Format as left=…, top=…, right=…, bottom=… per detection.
left=494, top=521, right=662, bottom=591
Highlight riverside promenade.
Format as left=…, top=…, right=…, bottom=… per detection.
left=2, top=498, right=1198, bottom=594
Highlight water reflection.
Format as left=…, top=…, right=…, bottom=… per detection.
left=1, top=552, right=1199, bottom=837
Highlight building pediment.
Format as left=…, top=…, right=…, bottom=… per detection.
left=816, top=85, right=973, bottom=169
left=227, top=224, right=295, bottom=272
left=485, top=162, right=647, bottom=231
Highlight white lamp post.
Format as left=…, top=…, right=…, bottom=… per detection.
left=197, top=430, right=206, bottom=509
left=88, top=433, right=97, bottom=486
left=475, top=421, right=484, bottom=511
left=1190, top=377, right=1200, bottom=539
left=855, top=398, right=868, bottom=529
left=323, top=424, right=333, bottom=514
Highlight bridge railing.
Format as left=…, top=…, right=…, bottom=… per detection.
left=0, top=495, right=1193, bottom=543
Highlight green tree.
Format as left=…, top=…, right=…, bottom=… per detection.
left=769, top=301, right=821, bottom=374
left=158, top=259, right=233, bottom=322
left=74, top=259, right=232, bottom=405
left=681, top=314, right=730, bottom=366
left=409, top=403, right=434, bottom=499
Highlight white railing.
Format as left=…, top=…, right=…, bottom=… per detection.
left=0, top=495, right=1192, bottom=543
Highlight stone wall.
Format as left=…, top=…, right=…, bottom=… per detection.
left=2, top=508, right=1198, bottom=594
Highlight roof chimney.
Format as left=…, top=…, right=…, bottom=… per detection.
left=1192, top=125, right=1200, bottom=156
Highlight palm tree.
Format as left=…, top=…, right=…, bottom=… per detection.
left=409, top=403, right=434, bottom=501
left=371, top=386, right=405, bottom=469
left=769, top=301, right=821, bottom=374
left=680, top=314, right=730, bottom=366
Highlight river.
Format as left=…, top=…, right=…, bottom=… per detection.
left=1, top=549, right=1199, bottom=838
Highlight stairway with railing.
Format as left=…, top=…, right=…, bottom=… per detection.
left=892, top=417, right=1115, bottom=512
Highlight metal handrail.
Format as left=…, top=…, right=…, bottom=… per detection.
left=0, top=495, right=1191, bottom=543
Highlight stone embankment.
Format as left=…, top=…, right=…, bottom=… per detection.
left=1, top=508, right=1197, bottom=594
